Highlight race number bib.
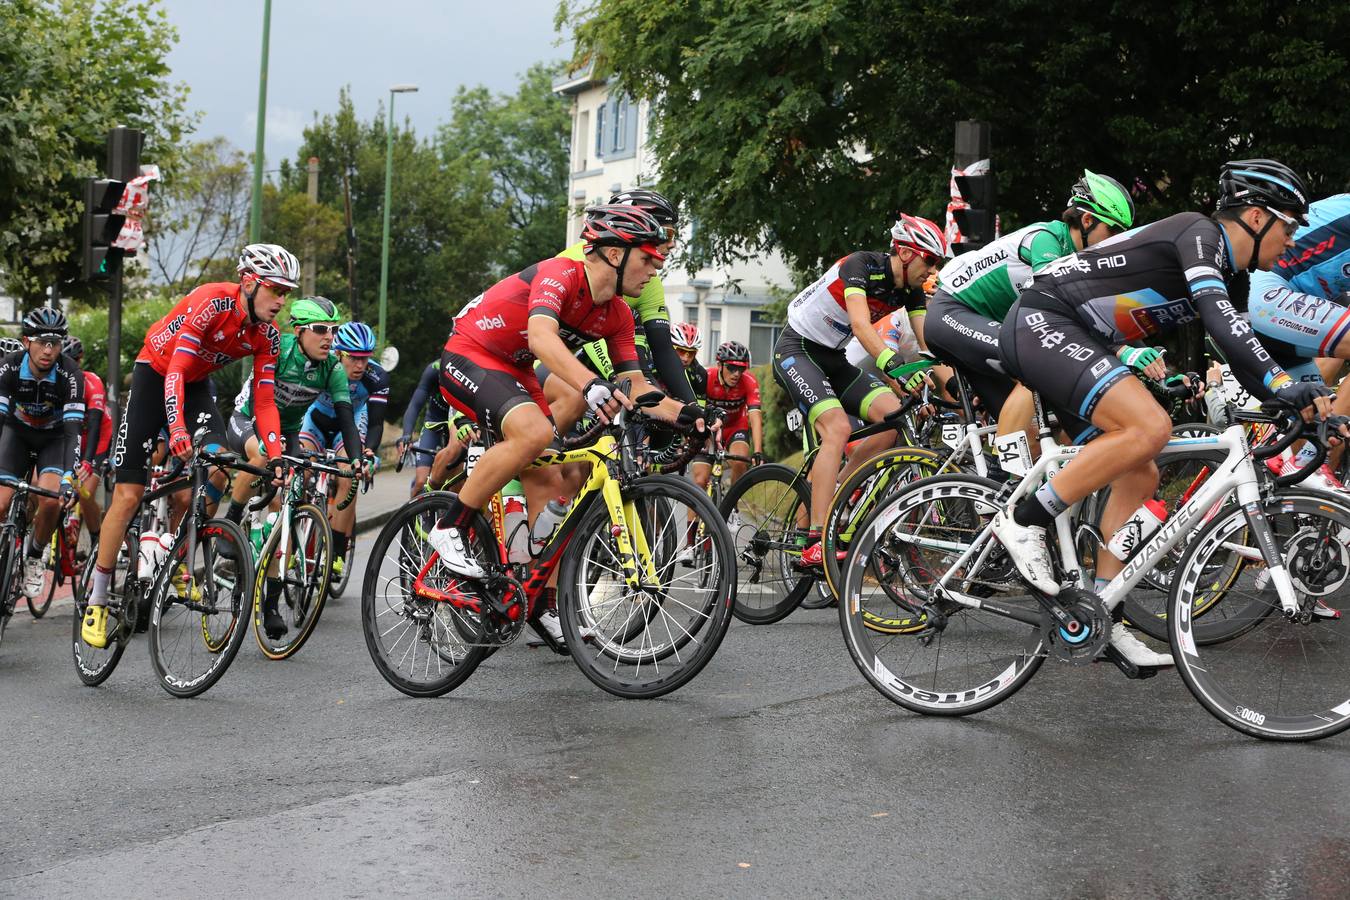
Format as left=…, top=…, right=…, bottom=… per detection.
left=1219, top=365, right=1259, bottom=411
left=992, top=431, right=1033, bottom=477
left=940, top=422, right=964, bottom=450
left=785, top=409, right=804, bottom=432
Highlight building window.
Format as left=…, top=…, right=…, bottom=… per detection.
left=708, top=307, right=722, bottom=364
left=575, top=110, right=589, bottom=171
left=749, top=309, right=781, bottom=368
left=595, top=104, right=606, bottom=159
left=611, top=97, right=628, bottom=153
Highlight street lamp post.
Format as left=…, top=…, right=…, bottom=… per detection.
left=378, top=83, right=418, bottom=349
left=248, top=0, right=273, bottom=242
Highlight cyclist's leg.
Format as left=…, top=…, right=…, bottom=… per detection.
left=773, top=328, right=846, bottom=536
left=726, top=432, right=752, bottom=484
left=94, top=364, right=161, bottom=594
left=831, top=359, right=900, bottom=483
left=77, top=450, right=106, bottom=540
left=329, top=430, right=358, bottom=550
left=224, top=412, right=265, bottom=520
left=29, top=437, right=64, bottom=547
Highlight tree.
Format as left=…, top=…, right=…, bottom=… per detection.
left=0, top=0, right=191, bottom=304
left=144, top=137, right=250, bottom=293
left=566, top=0, right=1350, bottom=272
left=439, top=62, right=572, bottom=273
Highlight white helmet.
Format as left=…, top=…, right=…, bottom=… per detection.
left=237, top=243, right=300, bottom=289
left=890, top=214, right=950, bottom=259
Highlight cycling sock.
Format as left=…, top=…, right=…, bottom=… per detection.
left=333, top=532, right=349, bottom=560
left=435, top=494, right=473, bottom=531
left=90, top=563, right=113, bottom=604
left=1013, top=482, right=1065, bottom=528
left=223, top=502, right=244, bottom=525
left=265, top=578, right=284, bottom=603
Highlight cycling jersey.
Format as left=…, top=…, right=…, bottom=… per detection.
left=935, top=221, right=1075, bottom=321
left=773, top=327, right=889, bottom=426
left=308, top=362, right=389, bottom=454
left=557, top=241, right=667, bottom=347
left=786, top=251, right=927, bottom=350
left=448, top=257, right=639, bottom=374
left=236, top=333, right=349, bottom=433
left=683, top=361, right=708, bottom=402
left=844, top=309, right=921, bottom=372
left=81, top=369, right=111, bottom=457
left=402, top=361, right=451, bottom=435
left=705, top=368, right=761, bottom=434
left=1024, top=212, right=1290, bottom=399
left=1249, top=194, right=1350, bottom=358
left=138, top=282, right=282, bottom=459
left=0, top=350, right=84, bottom=477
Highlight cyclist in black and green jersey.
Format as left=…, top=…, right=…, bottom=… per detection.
left=222, top=296, right=365, bottom=638
left=547, top=188, right=696, bottom=403
left=671, top=321, right=708, bottom=402
left=924, top=171, right=1141, bottom=443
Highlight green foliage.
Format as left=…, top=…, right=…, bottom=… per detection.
left=755, top=362, right=801, bottom=462
left=68, top=290, right=176, bottom=388
left=440, top=62, right=572, bottom=274
left=567, top=0, right=1350, bottom=272
left=0, top=0, right=191, bottom=304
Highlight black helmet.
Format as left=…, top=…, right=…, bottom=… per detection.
left=716, top=340, right=750, bottom=365
left=23, top=307, right=68, bottom=339
left=581, top=204, right=667, bottom=255
left=62, top=335, right=83, bottom=359
left=1217, top=159, right=1310, bottom=225
left=609, top=188, right=679, bottom=229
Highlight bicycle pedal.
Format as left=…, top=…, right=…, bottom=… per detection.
left=1100, top=645, right=1159, bottom=680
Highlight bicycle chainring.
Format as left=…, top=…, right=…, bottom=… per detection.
left=1042, top=587, right=1111, bottom=666
left=1285, top=526, right=1350, bottom=598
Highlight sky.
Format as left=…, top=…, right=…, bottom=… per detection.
left=162, top=0, right=570, bottom=169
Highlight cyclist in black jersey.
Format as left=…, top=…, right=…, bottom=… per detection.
left=993, top=159, right=1331, bottom=668
left=0, top=308, right=86, bottom=600
left=398, top=359, right=459, bottom=498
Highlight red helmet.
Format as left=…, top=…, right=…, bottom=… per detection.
left=672, top=321, right=702, bottom=351
left=581, top=204, right=668, bottom=261
left=890, top=214, right=949, bottom=259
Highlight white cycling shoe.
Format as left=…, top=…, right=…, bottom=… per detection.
left=22, top=554, right=45, bottom=599
left=1108, top=622, right=1174, bottom=668
left=537, top=609, right=566, bottom=644
left=991, top=511, right=1059, bottom=596
left=428, top=524, right=486, bottom=579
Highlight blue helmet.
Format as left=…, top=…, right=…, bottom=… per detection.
left=335, top=322, right=376, bottom=355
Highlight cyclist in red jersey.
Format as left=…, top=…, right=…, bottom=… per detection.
left=63, top=336, right=110, bottom=544
left=430, top=205, right=709, bottom=577
left=700, top=340, right=763, bottom=482
left=80, top=243, right=300, bottom=649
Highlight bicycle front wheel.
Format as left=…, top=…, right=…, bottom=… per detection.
left=71, top=537, right=136, bottom=687
left=718, top=463, right=812, bottom=625
left=839, top=475, right=1046, bottom=716
left=253, top=503, right=333, bottom=660
left=148, top=519, right=254, bottom=698
left=1170, top=493, right=1350, bottom=741
left=32, top=529, right=61, bottom=618
left=560, top=474, right=735, bottom=699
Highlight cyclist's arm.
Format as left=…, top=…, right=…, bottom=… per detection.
left=1020, top=226, right=1069, bottom=272
left=363, top=368, right=390, bottom=454
left=401, top=362, right=437, bottom=435
left=845, top=293, right=889, bottom=362
left=81, top=374, right=106, bottom=466
left=248, top=328, right=284, bottom=461
left=528, top=316, right=599, bottom=393
left=643, top=319, right=696, bottom=403
left=60, top=362, right=85, bottom=477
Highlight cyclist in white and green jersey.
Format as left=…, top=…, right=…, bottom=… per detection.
left=924, top=171, right=1139, bottom=439
left=547, top=188, right=697, bottom=403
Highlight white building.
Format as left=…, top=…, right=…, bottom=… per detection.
left=553, top=69, right=794, bottom=368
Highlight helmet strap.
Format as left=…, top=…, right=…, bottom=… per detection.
left=242, top=277, right=261, bottom=323
left=1231, top=209, right=1277, bottom=273
left=598, top=246, right=633, bottom=296
left=893, top=246, right=918, bottom=287
left=1071, top=212, right=1094, bottom=250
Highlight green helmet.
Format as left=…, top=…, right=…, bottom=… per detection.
left=289, top=295, right=340, bottom=327
left=1068, top=170, right=1135, bottom=231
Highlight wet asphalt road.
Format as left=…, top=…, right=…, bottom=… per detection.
left=2, top=534, right=1349, bottom=898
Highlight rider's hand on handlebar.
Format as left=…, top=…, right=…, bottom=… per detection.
left=266, top=457, right=285, bottom=486
left=168, top=427, right=193, bottom=461
left=583, top=378, right=630, bottom=424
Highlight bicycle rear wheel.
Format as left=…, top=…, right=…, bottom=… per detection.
left=71, top=537, right=137, bottom=686
left=330, top=527, right=355, bottom=597
left=253, top=503, right=333, bottom=660
left=560, top=474, right=734, bottom=699
left=0, top=528, right=18, bottom=651
left=362, top=493, right=488, bottom=697
left=839, top=475, right=1046, bottom=716
left=718, top=463, right=812, bottom=624
left=32, top=529, right=61, bottom=618
left=1170, top=493, right=1350, bottom=741
left=148, top=519, right=254, bottom=698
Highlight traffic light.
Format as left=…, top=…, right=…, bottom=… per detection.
left=81, top=177, right=125, bottom=280
left=952, top=172, right=997, bottom=254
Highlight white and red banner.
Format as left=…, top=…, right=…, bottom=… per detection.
left=112, top=164, right=160, bottom=252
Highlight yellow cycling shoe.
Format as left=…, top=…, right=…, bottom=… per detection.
left=81, top=604, right=109, bottom=649
left=331, top=556, right=344, bottom=575
left=173, top=566, right=202, bottom=603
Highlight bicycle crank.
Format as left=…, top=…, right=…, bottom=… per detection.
left=1041, top=587, right=1110, bottom=666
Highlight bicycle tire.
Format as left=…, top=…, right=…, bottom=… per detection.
left=0, top=528, right=16, bottom=651
left=1170, top=492, right=1350, bottom=741
left=329, top=527, right=355, bottom=597
left=362, top=492, right=488, bottom=697
left=820, top=445, right=945, bottom=616
left=559, top=474, right=734, bottom=699
left=253, top=502, right=333, bottom=660
left=838, top=474, right=1046, bottom=716
left=71, top=536, right=136, bottom=687
left=717, top=463, right=812, bottom=625
left=148, top=518, right=254, bottom=698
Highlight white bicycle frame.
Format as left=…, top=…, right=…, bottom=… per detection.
left=912, top=415, right=1303, bottom=622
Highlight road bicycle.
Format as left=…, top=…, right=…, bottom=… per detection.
left=30, top=496, right=90, bottom=619
left=246, top=450, right=356, bottom=660
left=363, top=394, right=735, bottom=699
left=0, top=477, right=64, bottom=653
left=838, top=389, right=1350, bottom=741
left=71, top=435, right=263, bottom=697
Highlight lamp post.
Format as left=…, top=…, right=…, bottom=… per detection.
left=378, top=83, right=418, bottom=349
left=248, top=0, right=273, bottom=242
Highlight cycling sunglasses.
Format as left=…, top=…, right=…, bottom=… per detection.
left=723, top=361, right=750, bottom=371
left=302, top=323, right=339, bottom=336
left=258, top=279, right=293, bottom=296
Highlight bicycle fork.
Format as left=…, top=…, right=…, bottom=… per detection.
left=601, top=478, right=657, bottom=591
